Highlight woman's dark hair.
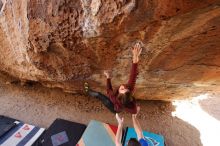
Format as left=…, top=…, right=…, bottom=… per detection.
left=117, top=91, right=134, bottom=106
left=127, top=138, right=141, bottom=146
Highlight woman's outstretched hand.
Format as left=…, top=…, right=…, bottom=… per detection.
left=116, top=113, right=124, bottom=126
left=132, top=106, right=140, bottom=118
left=115, top=113, right=124, bottom=146
left=104, top=70, right=110, bottom=79
left=132, top=42, right=142, bottom=63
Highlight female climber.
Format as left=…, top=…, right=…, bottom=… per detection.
left=84, top=42, right=142, bottom=114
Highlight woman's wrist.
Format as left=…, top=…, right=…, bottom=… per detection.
left=133, top=56, right=139, bottom=63
left=118, top=123, right=123, bottom=127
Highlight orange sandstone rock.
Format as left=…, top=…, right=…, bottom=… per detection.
left=0, top=0, right=220, bottom=100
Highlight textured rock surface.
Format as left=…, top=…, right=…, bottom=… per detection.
left=0, top=0, right=220, bottom=100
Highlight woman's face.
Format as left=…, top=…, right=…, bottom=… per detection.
left=119, top=85, right=129, bottom=94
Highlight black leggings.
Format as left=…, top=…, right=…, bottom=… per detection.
left=88, top=90, right=116, bottom=114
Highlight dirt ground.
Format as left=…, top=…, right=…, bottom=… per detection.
left=0, top=72, right=219, bottom=146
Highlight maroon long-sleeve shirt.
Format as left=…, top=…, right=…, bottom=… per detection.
left=106, top=63, right=138, bottom=114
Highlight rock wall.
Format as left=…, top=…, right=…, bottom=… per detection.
left=0, top=0, right=220, bottom=100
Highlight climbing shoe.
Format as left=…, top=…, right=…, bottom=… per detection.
left=84, top=82, right=89, bottom=94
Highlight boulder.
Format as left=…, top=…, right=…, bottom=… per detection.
left=0, top=0, right=220, bottom=100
